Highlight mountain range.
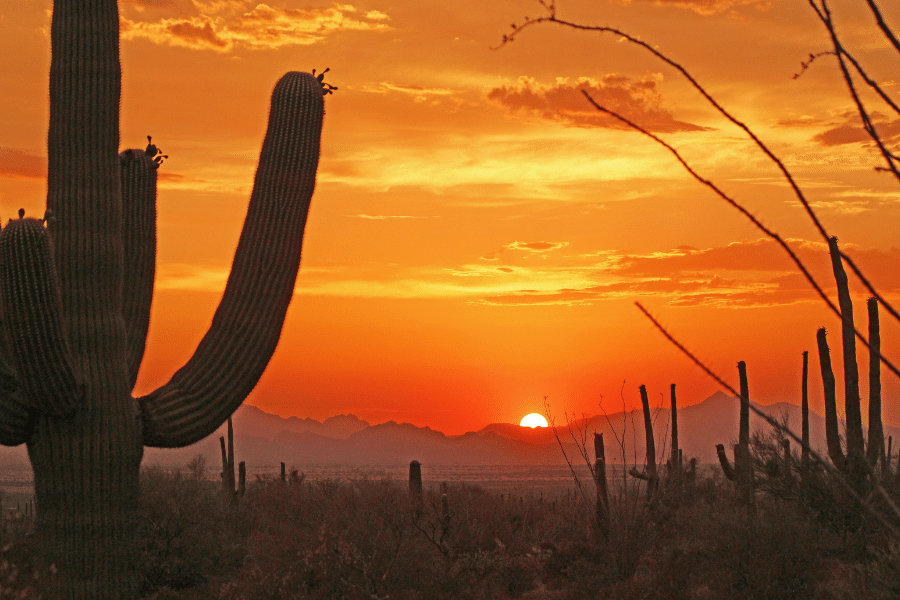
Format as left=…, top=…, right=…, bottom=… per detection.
left=0, top=391, right=893, bottom=469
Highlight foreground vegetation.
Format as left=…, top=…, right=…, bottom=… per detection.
left=3, top=445, right=900, bottom=600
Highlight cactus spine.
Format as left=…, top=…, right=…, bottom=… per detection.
left=0, top=1, right=324, bottom=596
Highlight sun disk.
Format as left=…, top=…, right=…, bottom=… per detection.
left=520, top=413, right=548, bottom=428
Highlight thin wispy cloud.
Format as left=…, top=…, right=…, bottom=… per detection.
left=352, top=214, right=429, bottom=220
left=0, top=148, right=46, bottom=180
left=635, top=0, right=774, bottom=16
left=504, top=241, right=569, bottom=252
left=371, top=82, right=457, bottom=100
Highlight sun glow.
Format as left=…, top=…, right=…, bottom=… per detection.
left=519, top=413, right=548, bottom=428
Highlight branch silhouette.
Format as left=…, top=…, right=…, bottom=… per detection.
left=580, top=89, right=900, bottom=381
left=495, top=0, right=900, bottom=328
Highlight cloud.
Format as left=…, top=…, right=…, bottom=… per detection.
left=781, top=109, right=900, bottom=148
left=351, top=214, right=427, bottom=220
left=814, top=119, right=900, bottom=147
left=370, top=82, right=457, bottom=101
left=474, top=238, right=900, bottom=307
left=156, top=263, right=229, bottom=291
left=504, top=241, right=569, bottom=253
left=122, top=0, right=176, bottom=7
left=0, top=148, right=47, bottom=179
left=487, top=75, right=711, bottom=133
left=634, top=0, right=774, bottom=16
left=120, top=2, right=390, bottom=51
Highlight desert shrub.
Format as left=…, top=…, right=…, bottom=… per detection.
left=0, top=534, right=46, bottom=599
left=137, top=465, right=251, bottom=598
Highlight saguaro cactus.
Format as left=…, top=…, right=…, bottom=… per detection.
left=716, top=362, right=754, bottom=506
left=220, top=417, right=245, bottom=499
left=0, top=1, right=325, bottom=597
left=866, top=297, right=884, bottom=468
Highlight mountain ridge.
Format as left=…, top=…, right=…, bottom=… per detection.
left=0, top=392, right=892, bottom=469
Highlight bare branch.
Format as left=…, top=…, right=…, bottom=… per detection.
left=498, top=4, right=900, bottom=327
left=865, top=0, right=900, bottom=56
left=792, top=51, right=835, bottom=79
left=809, top=0, right=900, bottom=181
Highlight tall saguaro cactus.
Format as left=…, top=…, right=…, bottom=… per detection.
left=0, top=1, right=325, bottom=597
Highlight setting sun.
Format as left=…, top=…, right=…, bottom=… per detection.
left=520, top=413, right=548, bottom=429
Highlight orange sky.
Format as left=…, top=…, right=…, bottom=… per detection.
left=1, top=0, right=899, bottom=435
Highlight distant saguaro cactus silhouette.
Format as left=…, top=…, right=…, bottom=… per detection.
left=0, top=0, right=325, bottom=596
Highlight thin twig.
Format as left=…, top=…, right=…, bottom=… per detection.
left=809, top=0, right=900, bottom=181
left=581, top=90, right=900, bottom=381
left=865, top=0, right=900, bottom=56
left=496, top=2, right=900, bottom=327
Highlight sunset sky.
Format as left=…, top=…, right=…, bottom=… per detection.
left=1, top=0, right=899, bottom=435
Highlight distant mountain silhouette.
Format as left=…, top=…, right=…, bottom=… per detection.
left=0, top=394, right=894, bottom=469
left=474, top=389, right=898, bottom=466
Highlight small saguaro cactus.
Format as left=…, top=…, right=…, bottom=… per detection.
left=0, top=1, right=326, bottom=597
left=593, top=432, right=610, bottom=539
left=716, top=362, right=754, bottom=505
left=220, top=417, right=245, bottom=499
left=628, top=385, right=658, bottom=497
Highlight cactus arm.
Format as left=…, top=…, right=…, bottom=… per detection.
left=47, top=0, right=124, bottom=349
left=0, top=218, right=81, bottom=418
left=827, top=237, right=865, bottom=463
left=817, top=326, right=846, bottom=470
left=638, top=384, right=658, bottom=489
left=0, top=351, right=32, bottom=446
left=119, top=149, right=158, bottom=390
left=737, top=361, right=750, bottom=452
left=139, top=72, right=323, bottom=448
left=801, top=350, right=810, bottom=469
left=715, top=443, right=735, bottom=480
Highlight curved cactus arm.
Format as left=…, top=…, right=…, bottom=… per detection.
left=119, top=149, right=158, bottom=390
left=139, top=72, right=323, bottom=448
left=0, top=218, right=81, bottom=418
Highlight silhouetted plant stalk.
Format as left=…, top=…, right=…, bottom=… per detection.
left=0, top=1, right=325, bottom=595
left=802, top=351, right=810, bottom=471
left=498, top=0, right=900, bottom=342
left=868, top=297, right=885, bottom=467
left=219, top=417, right=245, bottom=500
left=409, top=460, right=423, bottom=519
left=713, top=362, right=755, bottom=508
left=669, top=384, right=680, bottom=476
left=636, top=302, right=900, bottom=536
left=593, top=432, right=610, bottom=539
left=627, top=385, right=659, bottom=498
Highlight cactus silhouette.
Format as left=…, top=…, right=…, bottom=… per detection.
left=0, top=1, right=324, bottom=597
